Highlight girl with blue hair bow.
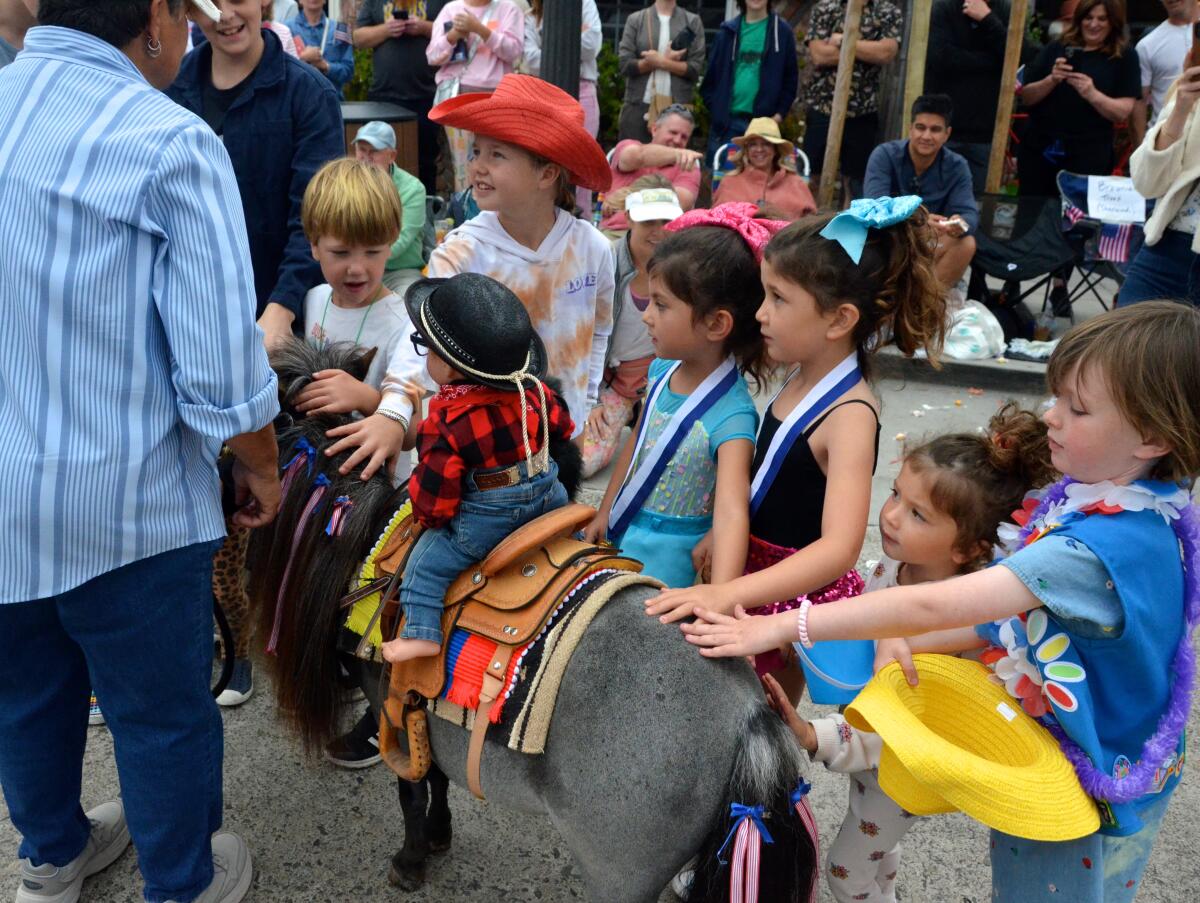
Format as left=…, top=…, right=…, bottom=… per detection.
left=650, top=197, right=947, bottom=703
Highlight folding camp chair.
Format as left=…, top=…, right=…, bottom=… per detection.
left=1055, top=171, right=1153, bottom=315
left=969, top=193, right=1078, bottom=325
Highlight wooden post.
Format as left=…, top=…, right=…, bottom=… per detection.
left=819, top=0, right=866, bottom=209
left=985, top=0, right=1030, bottom=193
left=901, top=0, right=934, bottom=135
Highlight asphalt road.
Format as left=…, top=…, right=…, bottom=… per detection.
left=4, top=375, right=1198, bottom=903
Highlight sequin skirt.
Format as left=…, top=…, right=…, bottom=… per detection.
left=744, top=533, right=865, bottom=675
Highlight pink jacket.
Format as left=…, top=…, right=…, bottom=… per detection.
left=426, top=0, right=524, bottom=90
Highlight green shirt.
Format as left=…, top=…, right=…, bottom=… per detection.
left=731, top=17, right=768, bottom=117
left=387, top=164, right=427, bottom=272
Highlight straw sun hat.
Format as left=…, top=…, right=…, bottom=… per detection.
left=731, top=117, right=796, bottom=155
left=845, top=654, right=1099, bottom=841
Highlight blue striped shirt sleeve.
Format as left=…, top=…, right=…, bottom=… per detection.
left=148, top=124, right=278, bottom=442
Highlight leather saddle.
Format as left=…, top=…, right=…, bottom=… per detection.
left=349, top=503, right=641, bottom=799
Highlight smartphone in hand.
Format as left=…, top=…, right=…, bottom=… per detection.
left=670, top=26, right=693, bottom=52
left=1189, top=22, right=1200, bottom=69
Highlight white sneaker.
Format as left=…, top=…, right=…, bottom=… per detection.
left=15, top=800, right=130, bottom=903
left=215, top=659, right=253, bottom=708
left=166, top=833, right=252, bottom=903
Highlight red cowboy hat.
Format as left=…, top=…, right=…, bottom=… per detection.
left=430, top=74, right=612, bottom=193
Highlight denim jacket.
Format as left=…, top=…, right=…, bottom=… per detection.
left=168, top=30, right=345, bottom=320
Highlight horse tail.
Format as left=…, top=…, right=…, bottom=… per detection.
left=687, top=705, right=818, bottom=903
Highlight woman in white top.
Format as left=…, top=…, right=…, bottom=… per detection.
left=1121, top=61, right=1200, bottom=307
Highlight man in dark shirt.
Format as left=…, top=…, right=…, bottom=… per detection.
left=925, top=0, right=1010, bottom=193
left=864, top=94, right=978, bottom=293
left=355, top=0, right=448, bottom=194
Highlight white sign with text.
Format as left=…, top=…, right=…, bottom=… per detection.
left=1086, top=176, right=1146, bottom=224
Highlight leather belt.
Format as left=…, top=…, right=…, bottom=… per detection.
left=473, top=456, right=547, bottom=492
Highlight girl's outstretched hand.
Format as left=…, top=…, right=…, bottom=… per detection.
left=680, top=604, right=781, bottom=657
left=645, top=583, right=730, bottom=623
left=761, top=673, right=817, bottom=753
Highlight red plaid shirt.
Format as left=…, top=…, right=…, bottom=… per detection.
left=408, top=381, right=575, bottom=528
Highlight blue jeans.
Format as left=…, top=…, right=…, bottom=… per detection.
left=989, top=788, right=1172, bottom=902
left=399, top=462, right=568, bottom=642
left=0, top=540, right=224, bottom=903
left=1117, top=228, right=1200, bottom=307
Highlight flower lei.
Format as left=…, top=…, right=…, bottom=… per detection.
left=1013, top=476, right=1200, bottom=804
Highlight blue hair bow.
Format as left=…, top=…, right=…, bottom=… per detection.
left=715, top=803, right=774, bottom=865
left=819, top=195, right=923, bottom=264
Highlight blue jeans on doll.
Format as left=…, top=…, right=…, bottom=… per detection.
left=399, top=461, right=568, bottom=642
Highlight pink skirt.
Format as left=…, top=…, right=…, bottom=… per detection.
left=743, top=533, right=864, bottom=675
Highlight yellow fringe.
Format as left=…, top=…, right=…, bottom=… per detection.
left=343, top=500, right=413, bottom=646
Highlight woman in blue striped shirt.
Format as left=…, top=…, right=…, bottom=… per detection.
left=0, top=2, right=279, bottom=901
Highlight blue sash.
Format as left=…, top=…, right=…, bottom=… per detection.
left=749, top=353, right=861, bottom=517
left=609, top=357, right=739, bottom=539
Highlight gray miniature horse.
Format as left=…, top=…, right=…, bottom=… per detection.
left=249, top=340, right=817, bottom=903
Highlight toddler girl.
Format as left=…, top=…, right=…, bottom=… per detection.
left=767, top=403, right=1054, bottom=903
left=686, top=301, right=1200, bottom=903
left=653, top=197, right=947, bottom=701
left=584, top=203, right=780, bottom=588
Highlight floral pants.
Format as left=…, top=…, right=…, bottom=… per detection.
left=826, top=770, right=919, bottom=903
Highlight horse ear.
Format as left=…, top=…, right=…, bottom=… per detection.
left=353, top=346, right=379, bottom=381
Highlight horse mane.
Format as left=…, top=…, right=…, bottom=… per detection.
left=248, top=338, right=398, bottom=751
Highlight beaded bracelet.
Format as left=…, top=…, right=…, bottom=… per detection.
left=375, top=409, right=410, bottom=429
left=796, top=598, right=814, bottom=649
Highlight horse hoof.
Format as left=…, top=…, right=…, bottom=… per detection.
left=387, top=858, right=426, bottom=892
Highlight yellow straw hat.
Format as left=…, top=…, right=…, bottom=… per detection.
left=845, top=655, right=1099, bottom=841
left=731, top=117, right=795, bottom=153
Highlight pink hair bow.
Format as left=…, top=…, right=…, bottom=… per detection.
left=664, top=202, right=790, bottom=263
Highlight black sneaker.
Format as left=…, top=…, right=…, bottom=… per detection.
left=324, top=709, right=381, bottom=769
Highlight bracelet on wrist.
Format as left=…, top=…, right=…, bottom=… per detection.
left=375, top=409, right=410, bottom=429
left=796, top=598, right=815, bottom=649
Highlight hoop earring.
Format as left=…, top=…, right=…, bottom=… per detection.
left=147, top=36, right=162, bottom=59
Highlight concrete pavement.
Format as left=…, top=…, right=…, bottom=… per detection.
left=4, top=372, right=1198, bottom=903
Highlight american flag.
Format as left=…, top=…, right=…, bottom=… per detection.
left=334, top=22, right=352, bottom=44
left=1062, top=203, right=1085, bottom=227
left=1097, top=223, right=1134, bottom=263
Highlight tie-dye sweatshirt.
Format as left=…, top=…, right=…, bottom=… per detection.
left=378, top=209, right=614, bottom=438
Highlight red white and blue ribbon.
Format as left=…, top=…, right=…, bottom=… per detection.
left=749, top=352, right=861, bottom=517
left=791, top=781, right=820, bottom=903
left=608, top=356, right=738, bottom=539
left=717, top=803, right=774, bottom=903
left=268, top=473, right=329, bottom=654
left=280, top=437, right=317, bottom=497
left=325, top=495, right=354, bottom=537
